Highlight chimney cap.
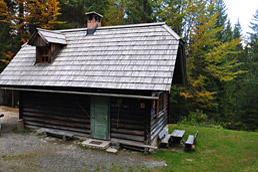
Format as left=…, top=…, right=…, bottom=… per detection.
left=85, top=11, right=103, bottom=18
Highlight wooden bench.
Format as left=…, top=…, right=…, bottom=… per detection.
left=40, top=128, right=74, bottom=140
left=185, top=131, right=198, bottom=150
left=160, top=134, right=172, bottom=148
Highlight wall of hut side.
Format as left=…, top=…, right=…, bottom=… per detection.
left=20, top=91, right=152, bottom=145
left=150, top=92, right=169, bottom=144
left=109, top=97, right=151, bottom=144
left=20, top=91, right=91, bottom=137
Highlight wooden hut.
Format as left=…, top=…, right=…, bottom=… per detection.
left=0, top=12, right=186, bottom=150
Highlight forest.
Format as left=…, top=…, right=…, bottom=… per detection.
left=0, top=0, right=257, bottom=131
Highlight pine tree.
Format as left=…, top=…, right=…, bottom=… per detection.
left=124, top=0, right=155, bottom=24
left=179, top=1, right=243, bottom=115
left=4, top=0, right=65, bottom=41
left=58, top=0, right=111, bottom=28
left=0, top=0, right=21, bottom=71
left=235, top=8, right=258, bottom=130
left=103, top=0, right=126, bottom=26
left=157, top=0, right=186, bottom=37
left=214, top=0, right=228, bottom=42
left=223, top=20, right=233, bottom=42
left=248, top=8, right=258, bottom=42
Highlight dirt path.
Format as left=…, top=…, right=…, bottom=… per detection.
left=0, top=106, right=165, bottom=172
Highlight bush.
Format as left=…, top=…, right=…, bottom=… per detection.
left=179, top=109, right=208, bottom=125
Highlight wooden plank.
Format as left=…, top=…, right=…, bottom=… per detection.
left=110, top=122, right=144, bottom=130
left=185, top=135, right=194, bottom=145
left=26, top=125, right=90, bottom=137
left=1, top=87, right=159, bottom=100
left=151, top=115, right=168, bottom=135
left=111, top=133, right=144, bottom=142
left=111, top=138, right=157, bottom=149
left=24, top=121, right=90, bottom=134
left=171, top=130, right=185, bottom=138
left=23, top=112, right=90, bottom=123
left=161, top=134, right=171, bottom=144
left=151, top=114, right=167, bottom=132
left=23, top=107, right=90, bottom=119
left=151, top=120, right=167, bottom=141
left=194, top=131, right=199, bottom=144
left=111, top=128, right=144, bottom=136
left=23, top=116, right=90, bottom=129
left=158, top=128, right=166, bottom=139
left=40, top=128, right=74, bottom=140
left=19, top=91, right=23, bottom=120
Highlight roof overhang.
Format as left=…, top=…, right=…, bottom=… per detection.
left=1, top=87, right=159, bottom=100
left=28, top=28, right=67, bottom=46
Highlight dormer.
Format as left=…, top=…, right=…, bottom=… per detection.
left=28, top=28, right=67, bottom=64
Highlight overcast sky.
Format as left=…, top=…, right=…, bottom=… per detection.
left=224, top=0, right=258, bottom=37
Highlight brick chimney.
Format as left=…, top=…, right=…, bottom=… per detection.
left=86, top=11, right=103, bottom=29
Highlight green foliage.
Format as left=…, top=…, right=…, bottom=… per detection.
left=248, top=8, right=258, bottom=42
left=180, top=5, right=243, bottom=112
left=157, top=0, right=186, bottom=36
left=124, top=0, right=155, bottom=24
left=214, top=0, right=229, bottom=42
left=12, top=127, right=32, bottom=134
left=103, top=0, right=126, bottom=26
left=229, top=8, right=258, bottom=131
left=180, top=109, right=208, bottom=126
left=0, top=0, right=22, bottom=71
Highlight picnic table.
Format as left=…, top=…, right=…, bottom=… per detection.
left=171, top=130, right=185, bottom=144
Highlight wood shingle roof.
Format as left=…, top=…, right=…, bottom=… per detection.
left=0, top=22, right=182, bottom=91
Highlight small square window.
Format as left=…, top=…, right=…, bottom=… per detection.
left=37, top=46, right=49, bottom=63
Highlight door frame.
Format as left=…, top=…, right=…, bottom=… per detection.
left=90, top=96, right=110, bottom=140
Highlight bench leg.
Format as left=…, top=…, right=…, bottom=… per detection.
left=63, top=135, right=67, bottom=141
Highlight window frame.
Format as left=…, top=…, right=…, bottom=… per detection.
left=156, top=92, right=167, bottom=117
left=37, top=46, right=50, bottom=64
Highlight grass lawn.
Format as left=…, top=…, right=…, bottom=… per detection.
left=151, top=124, right=258, bottom=172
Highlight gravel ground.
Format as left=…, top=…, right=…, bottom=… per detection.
left=0, top=106, right=165, bottom=172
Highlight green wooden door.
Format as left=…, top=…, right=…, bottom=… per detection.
left=90, top=96, right=109, bottom=140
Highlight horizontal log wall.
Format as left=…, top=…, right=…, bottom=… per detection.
left=150, top=92, right=168, bottom=143
left=21, top=91, right=90, bottom=137
left=110, top=98, right=151, bottom=144
left=21, top=91, right=152, bottom=144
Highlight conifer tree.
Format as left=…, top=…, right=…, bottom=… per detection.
left=223, top=20, right=233, bottom=42
left=124, top=0, right=155, bottom=24
left=0, top=0, right=21, bottom=70
left=214, top=0, right=228, bottom=42
left=235, top=9, right=258, bottom=130
left=0, top=0, right=65, bottom=70
left=102, top=0, right=125, bottom=26
left=157, top=0, right=186, bottom=37
left=178, top=0, right=243, bottom=115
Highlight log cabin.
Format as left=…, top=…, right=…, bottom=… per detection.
left=0, top=12, right=186, bottom=150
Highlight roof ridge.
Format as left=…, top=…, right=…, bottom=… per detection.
left=97, top=22, right=166, bottom=30
left=162, top=25, right=181, bottom=40
left=37, top=28, right=63, bottom=34
left=54, top=22, right=166, bottom=33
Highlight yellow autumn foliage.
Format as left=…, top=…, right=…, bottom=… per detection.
left=179, top=0, right=245, bottom=110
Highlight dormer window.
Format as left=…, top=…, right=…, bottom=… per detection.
left=37, top=46, right=50, bottom=63
left=28, top=28, right=67, bottom=64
